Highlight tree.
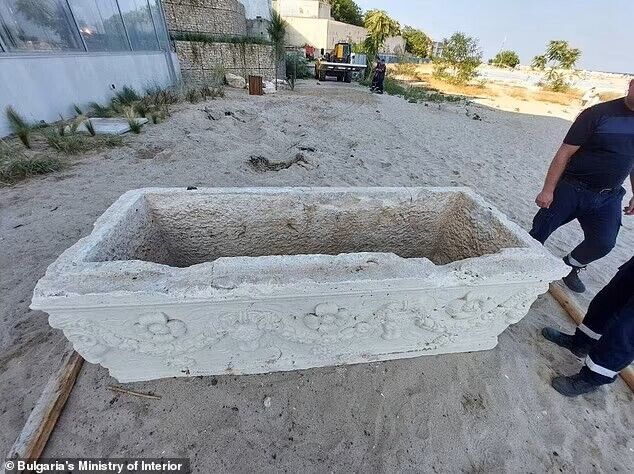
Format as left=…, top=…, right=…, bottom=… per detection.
left=329, top=0, right=364, bottom=27
left=531, top=54, right=547, bottom=69
left=531, top=40, right=582, bottom=91
left=489, top=50, right=520, bottom=68
left=402, top=26, right=431, bottom=58
left=433, top=32, right=482, bottom=84
left=267, top=10, right=287, bottom=90
left=363, top=9, right=400, bottom=71
left=364, top=9, right=400, bottom=50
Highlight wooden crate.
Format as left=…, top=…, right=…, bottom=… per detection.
left=248, top=75, right=264, bottom=96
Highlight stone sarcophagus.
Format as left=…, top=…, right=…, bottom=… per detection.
left=31, top=188, right=568, bottom=382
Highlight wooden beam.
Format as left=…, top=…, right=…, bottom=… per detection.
left=4, top=345, right=83, bottom=471
left=549, top=283, right=634, bottom=393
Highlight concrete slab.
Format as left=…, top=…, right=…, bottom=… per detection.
left=73, top=117, right=149, bottom=135
left=31, top=187, right=568, bottom=382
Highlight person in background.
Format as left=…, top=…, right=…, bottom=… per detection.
left=370, top=58, right=387, bottom=94
left=530, top=79, right=634, bottom=293
left=542, top=256, right=634, bottom=397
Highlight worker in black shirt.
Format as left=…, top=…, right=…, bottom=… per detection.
left=530, top=79, right=634, bottom=293
left=370, top=58, right=386, bottom=94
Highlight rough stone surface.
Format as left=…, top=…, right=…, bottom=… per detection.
left=226, top=73, right=247, bottom=89
left=163, top=1, right=278, bottom=83
left=176, top=41, right=277, bottom=84
left=31, top=187, right=568, bottom=383
left=163, top=0, right=248, bottom=36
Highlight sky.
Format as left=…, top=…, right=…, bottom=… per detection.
left=355, top=0, right=633, bottom=73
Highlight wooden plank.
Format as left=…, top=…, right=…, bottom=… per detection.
left=4, top=345, right=83, bottom=469
left=548, top=283, right=584, bottom=325
left=549, top=283, right=634, bottom=392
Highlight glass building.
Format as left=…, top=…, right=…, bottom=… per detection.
left=0, top=0, right=170, bottom=54
left=0, top=1, right=178, bottom=137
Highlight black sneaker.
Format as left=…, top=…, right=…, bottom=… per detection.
left=562, top=257, right=586, bottom=293
left=541, top=327, right=590, bottom=358
left=551, top=373, right=601, bottom=397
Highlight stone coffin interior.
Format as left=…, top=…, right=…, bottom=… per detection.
left=85, top=189, right=525, bottom=268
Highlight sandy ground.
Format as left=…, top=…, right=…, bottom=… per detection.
left=1, top=81, right=633, bottom=471
left=400, top=64, right=633, bottom=122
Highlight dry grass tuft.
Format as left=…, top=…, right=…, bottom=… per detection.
left=0, top=140, right=63, bottom=184
left=599, top=91, right=623, bottom=102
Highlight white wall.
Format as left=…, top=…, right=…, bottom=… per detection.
left=284, top=17, right=367, bottom=51
left=327, top=21, right=367, bottom=49
left=382, top=36, right=406, bottom=54
left=283, top=17, right=329, bottom=49
left=0, top=51, right=177, bottom=137
left=273, top=0, right=329, bottom=19
left=238, top=0, right=272, bottom=19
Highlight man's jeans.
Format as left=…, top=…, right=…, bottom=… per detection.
left=529, top=179, right=625, bottom=265
left=574, top=257, right=634, bottom=384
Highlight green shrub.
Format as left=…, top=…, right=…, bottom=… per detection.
left=532, top=40, right=582, bottom=91
left=84, top=118, right=96, bottom=136
left=45, top=127, right=123, bottom=154
left=0, top=141, right=63, bottom=184
left=150, top=109, right=165, bottom=124
left=490, top=50, right=520, bottom=68
left=433, top=32, right=482, bottom=85
left=208, top=65, right=226, bottom=88
left=541, top=70, right=571, bottom=92
left=88, top=102, right=115, bottom=118
left=393, top=63, right=418, bottom=77
left=382, top=77, right=462, bottom=103
left=45, top=129, right=89, bottom=154
left=185, top=89, right=200, bottom=103
left=286, top=53, right=312, bottom=80
left=5, top=106, right=33, bottom=149
left=112, top=86, right=141, bottom=109
left=123, top=107, right=143, bottom=134
left=200, top=85, right=224, bottom=100
left=170, top=31, right=271, bottom=45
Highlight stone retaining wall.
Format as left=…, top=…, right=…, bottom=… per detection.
left=163, top=0, right=247, bottom=36
left=175, top=40, right=277, bottom=84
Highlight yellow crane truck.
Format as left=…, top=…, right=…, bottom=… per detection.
left=314, top=42, right=367, bottom=83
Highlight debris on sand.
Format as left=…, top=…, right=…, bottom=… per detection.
left=224, top=111, right=246, bottom=123
left=248, top=153, right=309, bottom=172
left=203, top=107, right=219, bottom=121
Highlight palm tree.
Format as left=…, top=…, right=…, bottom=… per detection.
left=364, top=9, right=401, bottom=53
left=268, top=10, right=287, bottom=90
left=363, top=10, right=400, bottom=76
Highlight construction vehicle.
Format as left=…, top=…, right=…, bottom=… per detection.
left=314, top=42, right=366, bottom=83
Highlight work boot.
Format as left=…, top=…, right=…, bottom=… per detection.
left=551, top=373, right=601, bottom=397
left=541, top=327, right=591, bottom=358
left=562, top=256, right=586, bottom=293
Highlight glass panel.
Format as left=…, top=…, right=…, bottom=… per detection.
left=67, top=0, right=129, bottom=52
left=147, top=0, right=169, bottom=51
left=117, top=0, right=158, bottom=51
left=0, top=0, right=83, bottom=51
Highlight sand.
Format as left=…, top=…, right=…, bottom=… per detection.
left=395, top=64, right=633, bottom=122
left=1, top=80, right=632, bottom=471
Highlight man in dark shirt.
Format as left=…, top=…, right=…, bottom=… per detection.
left=370, top=58, right=387, bottom=94
left=530, top=79, right=634, bottom=293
